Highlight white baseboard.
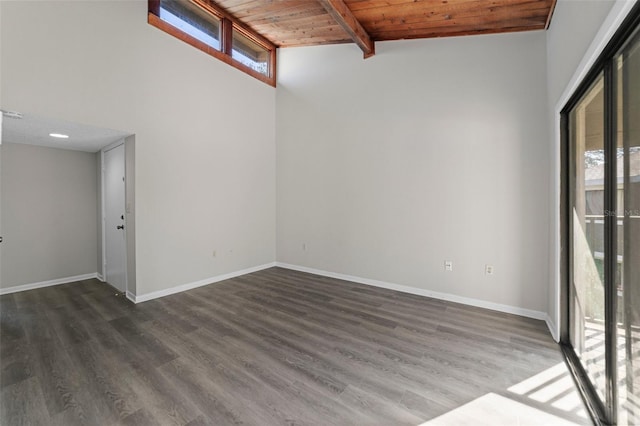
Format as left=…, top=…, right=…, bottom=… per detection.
left=0, top=273, right=99, bottom=295
left=96, top=274, right=105, bottom=282
left=130, top=262, right=277, bottom=303
left=1, top=263, right=553, bottom=333
left=275, top=262, right=547, bottom=321
left=545, top=314, right=559, bottom=342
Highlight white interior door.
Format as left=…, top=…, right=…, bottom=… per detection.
left=104, top=143, right=126, bottom=293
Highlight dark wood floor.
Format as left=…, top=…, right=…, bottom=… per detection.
left=1, top=267, right=589, bottom=425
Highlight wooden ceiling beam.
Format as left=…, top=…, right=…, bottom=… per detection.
left=318, top=0, right=375, bottom=58
left=216, top=0, right=556, bottom=50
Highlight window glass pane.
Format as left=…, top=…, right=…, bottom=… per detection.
left=569, top=74, right=607, bottom=403
left=232, top=28, right=269, bottom=75
left=159, top=0, right=221, bottom=50
left=616, top=25, right=640, bottom=426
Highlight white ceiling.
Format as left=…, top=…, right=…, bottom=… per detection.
left=1, top=111, right=130, bottom=152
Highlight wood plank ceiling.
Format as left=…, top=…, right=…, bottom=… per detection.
left=215, top=0, right=556, bottom=57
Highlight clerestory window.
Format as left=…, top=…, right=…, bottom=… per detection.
left=148, top=0, right=276, bottom=86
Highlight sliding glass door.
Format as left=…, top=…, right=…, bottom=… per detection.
left=563, top=6, right=640, bottom=425
left=568, top=74, right=607, bottom=407
left=616, top=26, right=640, bottom=426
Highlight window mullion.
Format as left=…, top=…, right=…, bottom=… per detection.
left=222, top=18, right=233, bottom=56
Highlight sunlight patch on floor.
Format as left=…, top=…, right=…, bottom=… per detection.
left=421, top=393, right=581, bottom=426
left=528, top=373, right=576, bottom=403
left=551, top=390, right=588, bottom=415
left=421, top=361, right=590, bottom=425
left=508, top=363, right=568, bottom=396
left=509, top=361, right=588, bottom=419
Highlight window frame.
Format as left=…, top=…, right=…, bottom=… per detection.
left=148, top=0, right=276, bottom=87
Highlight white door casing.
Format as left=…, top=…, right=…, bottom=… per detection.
left=103, top=142, right=126, bottom=293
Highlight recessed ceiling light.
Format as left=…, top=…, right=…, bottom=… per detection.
left=49, top=133, right=69, bottom=139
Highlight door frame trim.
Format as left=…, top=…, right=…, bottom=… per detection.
left=101, top=139, right=128, bottom=294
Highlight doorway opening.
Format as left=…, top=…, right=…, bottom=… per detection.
left=0, top=111, right=135, bottom=298
left=101, top=136, right=136, bottom=300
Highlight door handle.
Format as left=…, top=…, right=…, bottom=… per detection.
left=117, top=225, right=124, bottom=230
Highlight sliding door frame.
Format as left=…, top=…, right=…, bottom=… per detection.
left=560, top=4, right=640, bottom=425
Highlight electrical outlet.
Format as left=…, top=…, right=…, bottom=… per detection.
left=444, top=261, right=453, bottom=272
left=485, top=265, right=494, bottom=275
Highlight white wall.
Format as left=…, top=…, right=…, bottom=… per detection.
left=276, top=32, right=550, bottom=314
left=0, top=1, right=276, bottom=296
left=546, top=0, right=617, bottom=106
left=1, top=143, right=98, bottom=288
left=545, top=0, right=622, bottom=337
